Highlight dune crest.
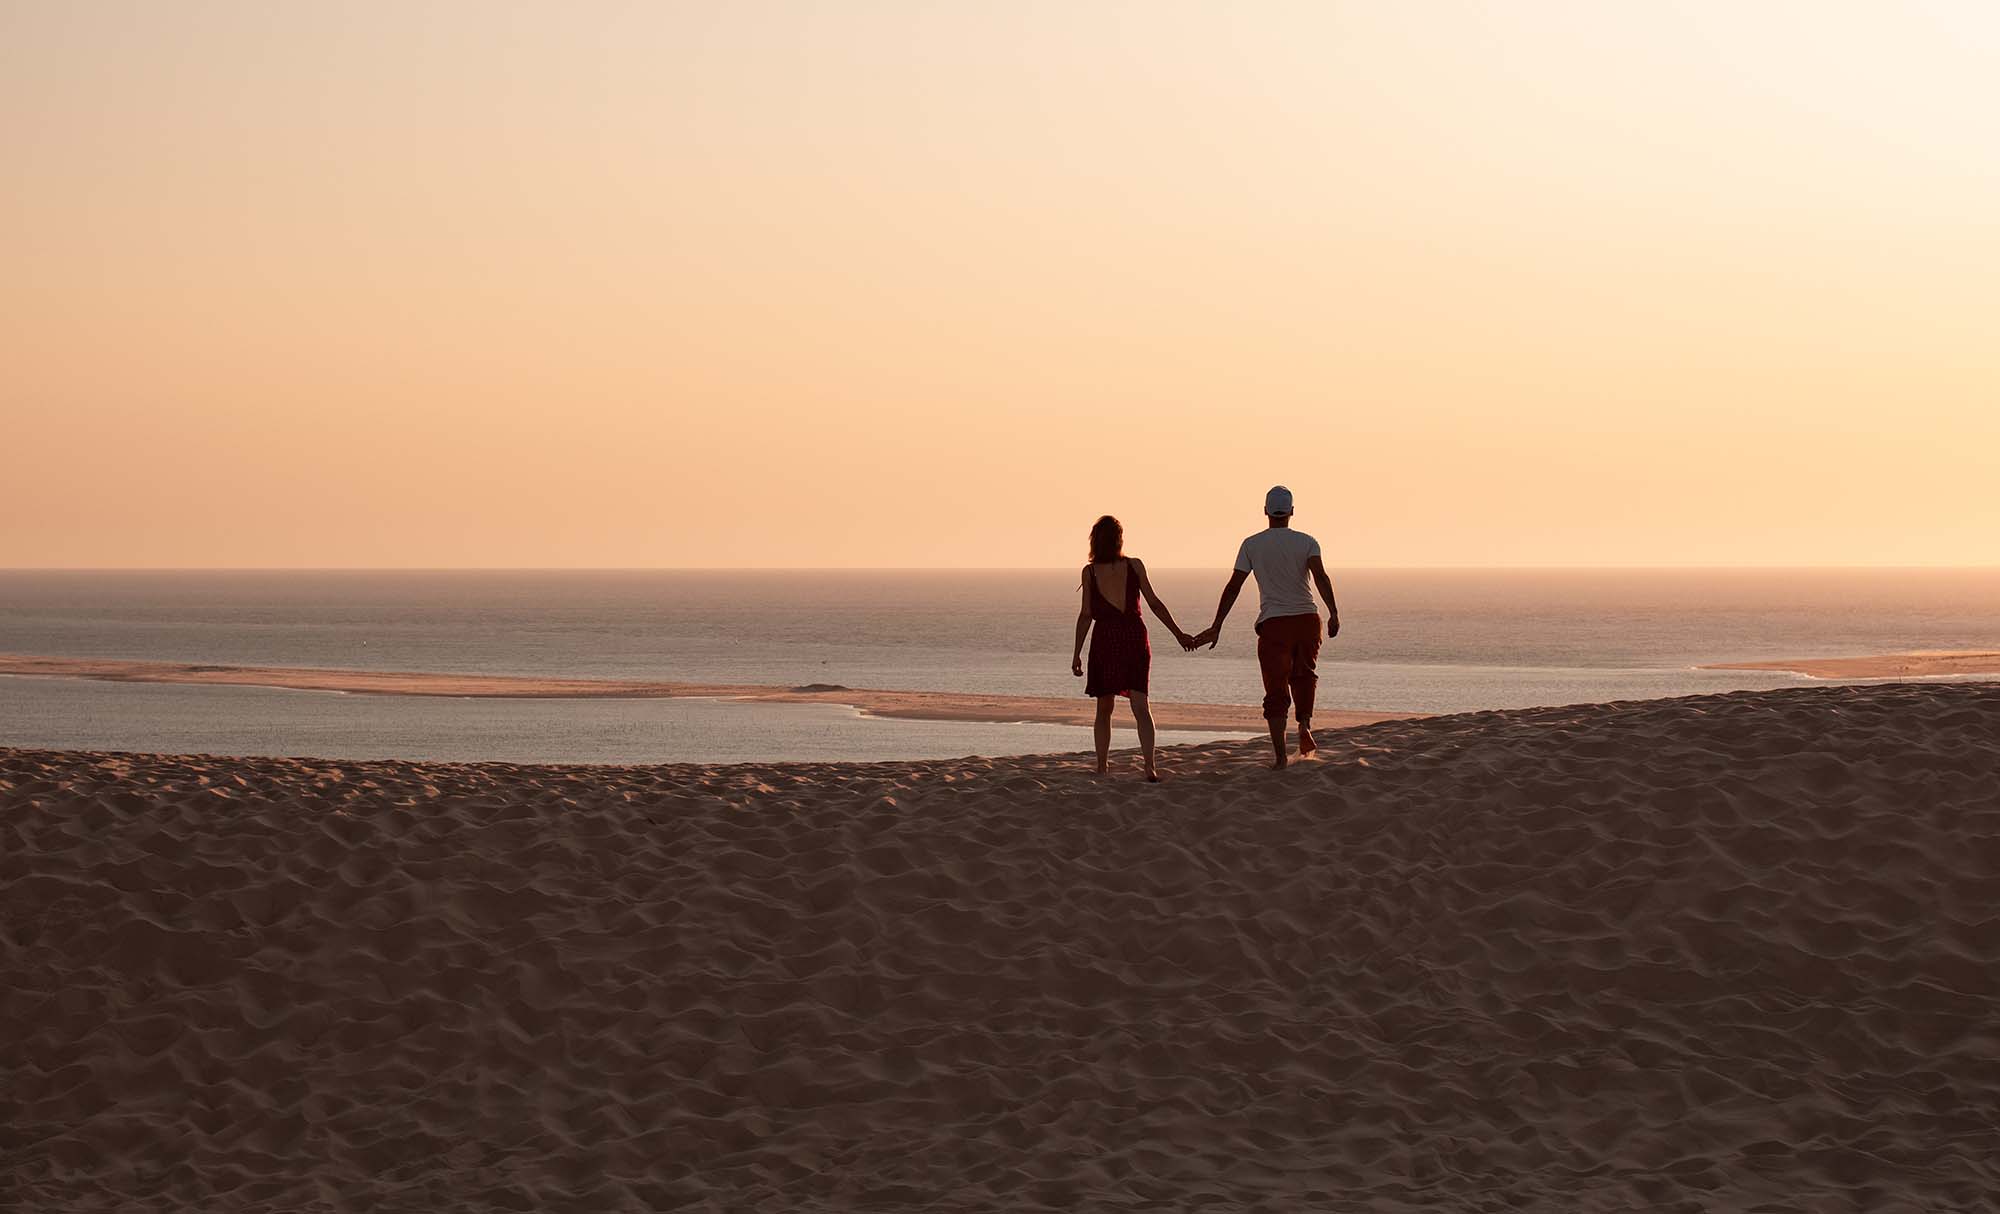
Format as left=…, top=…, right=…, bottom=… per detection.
left=5, top=682, right=1999, bottom=1209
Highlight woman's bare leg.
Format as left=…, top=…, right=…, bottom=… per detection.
left=1130, top=693, right=1159, bottom=781
left=1093, top=696, right=1115, bottom=773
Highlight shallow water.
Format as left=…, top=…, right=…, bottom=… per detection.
left=0, top=676, right=1235, bottom=766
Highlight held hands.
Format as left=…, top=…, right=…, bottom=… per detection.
left=1088, top=626, right=1227, bottom=663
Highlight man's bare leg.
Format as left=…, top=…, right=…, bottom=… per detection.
left=1298, top=721, right=1317, bottom=756
left=1131, top=693, right=1160, bottom=781
left=1093, top=695, right=1115, bottom=774
left=1267, top=717, right=1288, bottom=769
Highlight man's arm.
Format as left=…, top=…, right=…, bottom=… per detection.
left=1198, top=569, right=1251, bottom=649
left=1308, top=554, right=1340, bottom=638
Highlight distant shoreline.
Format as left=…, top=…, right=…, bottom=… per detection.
left=0, top=655, right=1413, bottom=733
left=1699, top=651, right=2000, bottom=679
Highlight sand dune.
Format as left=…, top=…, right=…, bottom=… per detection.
left=0, top=654, right=1411, bottom=733
left=5, top=682, right=2000, bottom=1210
left=1703, top=649, right=2000, bottom=679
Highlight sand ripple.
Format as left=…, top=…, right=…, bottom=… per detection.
left=5, top=682, right=2000, bottom=1210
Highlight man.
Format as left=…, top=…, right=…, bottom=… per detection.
left=1192, top=485, right=1341, bottom=769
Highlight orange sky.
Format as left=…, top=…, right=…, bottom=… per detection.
left=4, top=2, right=1997, bottom=568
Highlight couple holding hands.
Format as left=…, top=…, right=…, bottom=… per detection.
left=1071, top=485, right=1341, bottom=780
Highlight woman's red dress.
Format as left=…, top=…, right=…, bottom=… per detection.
left=1084, top=559, right=1150, bottom=698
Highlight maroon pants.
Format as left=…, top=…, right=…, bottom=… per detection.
left=1256, top=613, right=1322, bottom=724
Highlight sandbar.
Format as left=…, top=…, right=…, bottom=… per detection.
left=0, top=654, right=1417, bottom=732
left=1701, top=649, right=2000, bottom=679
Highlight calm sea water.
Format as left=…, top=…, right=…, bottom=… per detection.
left=3, top=569, right=1998, bottom=763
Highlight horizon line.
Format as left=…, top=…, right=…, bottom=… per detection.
left=5, top=564, right=2000, bottom=574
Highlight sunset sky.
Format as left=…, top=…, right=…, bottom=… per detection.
left=5, top=1, right=1997, bottom=568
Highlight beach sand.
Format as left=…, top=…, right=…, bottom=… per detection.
left=1702, top=649, right=2000, bottom=679
left=0, top=654, right=1412, bottom=733
left=5, top=681, right=1999, bottom=1209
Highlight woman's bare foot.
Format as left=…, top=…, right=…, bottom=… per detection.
left=1297, top=726, right=1317, bottom=756
left=1094, top=760, right=1109, bottom=775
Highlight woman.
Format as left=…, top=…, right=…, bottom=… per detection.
left=1071, top=515, right=1194, bottom=781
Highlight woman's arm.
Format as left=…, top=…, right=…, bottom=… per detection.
left=1072, top=570, right=1093, bottom=676
left=1133, top=559, right=1192, bottom=649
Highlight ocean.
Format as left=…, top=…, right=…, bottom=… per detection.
left=3, top=568, right=1998, bottom=764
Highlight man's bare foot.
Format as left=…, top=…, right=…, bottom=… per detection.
left=1094, top=760, right=1109, bottom=775
left=1271, top=743, right=1288, bottom=770
left=1145, top=768, right=1162, bottom=783
left=1298, top=726, right=1317, bottom=756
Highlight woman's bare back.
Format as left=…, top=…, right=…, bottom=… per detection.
left=1090, top=559, right=1130, bottom=612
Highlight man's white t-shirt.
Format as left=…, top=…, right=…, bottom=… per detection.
left=1234, top=527, right=1322, bottom=625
